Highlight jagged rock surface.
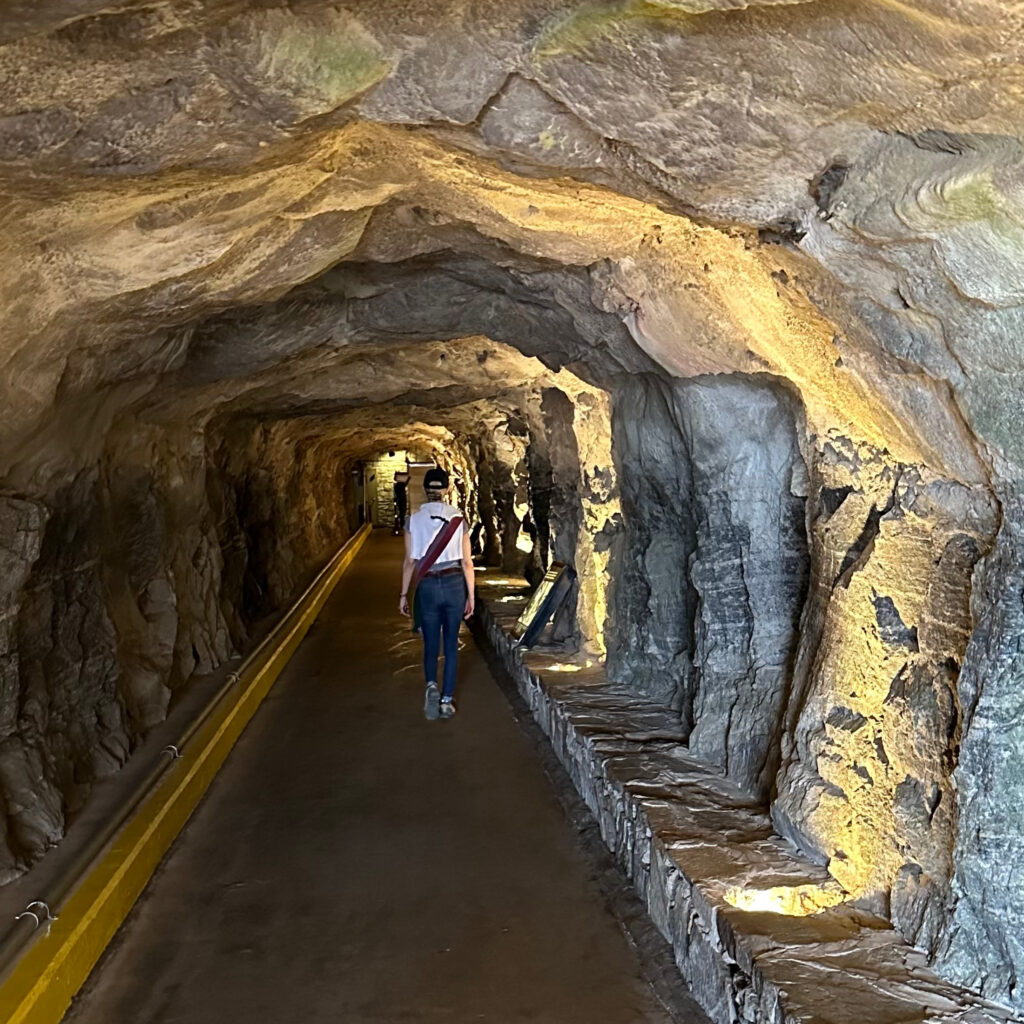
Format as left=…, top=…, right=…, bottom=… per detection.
left=1, top=0, right=1024, bottom=1009
left=683, top=377, right=809, bottom=801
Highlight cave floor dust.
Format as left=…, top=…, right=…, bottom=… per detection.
left=63, top=531, right=701, bottom=1024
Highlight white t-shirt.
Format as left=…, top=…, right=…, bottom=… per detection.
left=406, top=501, right=465, bottom=564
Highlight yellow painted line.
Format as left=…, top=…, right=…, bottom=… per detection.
left=0, top=523, right=371, bottom=1024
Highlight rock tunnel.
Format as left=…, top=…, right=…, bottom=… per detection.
left=2, top=3, right=1024, bottom=1021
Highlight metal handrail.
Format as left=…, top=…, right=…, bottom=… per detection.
left=0, top=523, right=369, bottom=982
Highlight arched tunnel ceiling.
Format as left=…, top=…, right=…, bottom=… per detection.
left=196, top=336, right=601, bottom=471
left=4, top=0, right=1024, bottom=491
left=0, top=131, right=984, bottom=485
left=5, top=3, right=1024, bottom=1011
left=235, top=399, right=531, bottom=484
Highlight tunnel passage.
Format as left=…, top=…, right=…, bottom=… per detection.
left=60, top=530, right=710, bottom=1024
left=0, top=256, right=995, bottom=978
left=3, top=2, right=1024, bottom=1015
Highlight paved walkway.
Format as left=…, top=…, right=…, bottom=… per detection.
left=65, top=532, right=683, bottom=1024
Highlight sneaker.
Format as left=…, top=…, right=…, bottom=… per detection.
left=439, top=699, right=457, bottom=719
left=424, top=682, right=440, bottom=720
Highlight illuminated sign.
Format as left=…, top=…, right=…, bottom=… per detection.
left=512, top=562, right=576, bottom=648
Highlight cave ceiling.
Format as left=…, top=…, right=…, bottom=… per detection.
left=3, top=0, right=1023, bottom=491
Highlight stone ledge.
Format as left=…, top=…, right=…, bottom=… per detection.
left=476, top=578, right=1020, bottom=1024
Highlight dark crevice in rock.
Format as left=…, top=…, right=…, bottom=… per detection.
left=757, top=219, right=807, bottom=246
left=809, top=160, right=849, bottom=217
left=871, top=592, right=919, bottom=651
left=820, top=484, right=852, bottom=518
left=826, top=706, right=869, bottom=733
left=834, top=484, right=897, bottom=589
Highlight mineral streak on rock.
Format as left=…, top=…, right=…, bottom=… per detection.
left=1, top=0, right=1024, bottom=1012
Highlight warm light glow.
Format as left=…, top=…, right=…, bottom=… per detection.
left=723, top=883, right=846, bottom=917
left=570, top=389, right=619, bottom=658
left=363, top=120, right=935, bottom=468
left=782, top=504, right=948, bottom=904
left=544, top=660, right=594, bottom=673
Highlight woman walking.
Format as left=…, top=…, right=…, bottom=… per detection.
left=399, top=468, right=475, bottom=719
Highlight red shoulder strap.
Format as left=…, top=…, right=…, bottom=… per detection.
left=413, top=515, right=464, bottom=584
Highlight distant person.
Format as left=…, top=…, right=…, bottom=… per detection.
left=399, top=468, right=475, bottom=720
left=392, top=470, right=409, bottom=536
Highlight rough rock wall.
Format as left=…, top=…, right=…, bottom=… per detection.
left=773, top=448, right=997, bottom=933
left=605, top=366, right=999, bottom=953
left=527, top=389, right=587, bottom=646
left=208, top=419, right=358, bottom=620
left=470, top=436, right=507, bottom=568
left=100, top=422, right=233, bottom=730
left=939, top=483, right=1024, bottom=1001
left=0, top=430, right=210, bottom=881
left=3, top=0, right=1024, bottom=1003
left=608, top=373, right=807, bottom=799
left=0, top=493, right=64, bottom=882
left=0, top=411, right=363, bottom=882
left=471, top=414, right=533, bottom=578
left=683, top=377, right=808, bottom=801
left=608, top=375, right=697, bottom=710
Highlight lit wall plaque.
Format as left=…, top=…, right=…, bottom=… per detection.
left=512, top=562, right=576, bottom=648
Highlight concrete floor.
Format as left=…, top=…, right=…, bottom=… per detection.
left=65, top=532, right=688, bottom=1024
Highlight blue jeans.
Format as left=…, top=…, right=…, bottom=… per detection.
left=418, top=572, right=466, bottom=698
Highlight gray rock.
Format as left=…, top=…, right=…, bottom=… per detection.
left=937, top=486, right=1024, bottom=1006
left=682, top=377, right=808, bottom=800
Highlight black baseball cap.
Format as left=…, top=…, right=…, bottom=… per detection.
left=423, top=467, right=449, bottom=491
